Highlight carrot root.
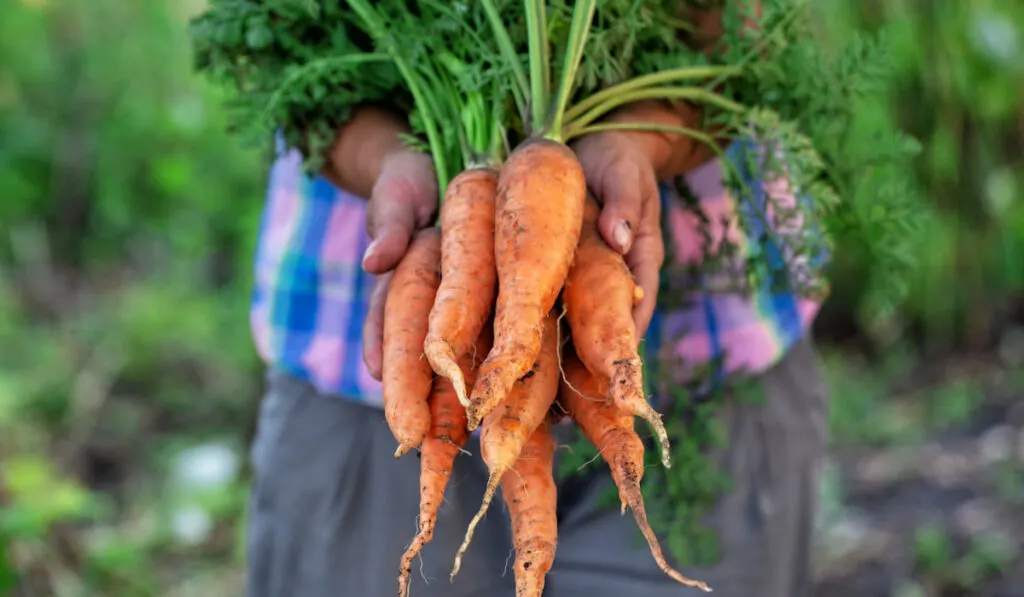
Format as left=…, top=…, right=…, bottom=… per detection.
left=559, top=351, right=710, bottom=592
left=453, top=314, right=560, bottom=580
left=505, top=421, right=558, bottom=597
left=563, top=198, right=671, bottom=468
left=449, top=470, right=504, bottom=581
left=611, top=452, right=711, bottom=592
left=398, top=431, right=465, bottom=596
left=611, top=359, right=671, bottom=469
left=397, top=331, right=491, bottom=597
left=425, top=167, right=499, bottom=406
left=397, top=438, right=451, bottom=596
left=467, top=139, right=585, bottom=430
left=382, top=228, right=443, bottom=456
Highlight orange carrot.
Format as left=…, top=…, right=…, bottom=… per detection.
left=502, top=419, right=558, bottom=597
left=424, top=167, right=499, bottom=407
left=451, top=312, right=560, bottom=579
left=398, top=327, right=493, bottom=597
left=467, top=139, right=585, bottom=430
left=382, top=227, right=442, bottom=458
left=563, top=197, right=671, bottom=468
left=558, top=350, right=712, bottom=592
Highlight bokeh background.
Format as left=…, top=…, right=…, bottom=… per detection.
left=1, top=0, right=1022, bottom=595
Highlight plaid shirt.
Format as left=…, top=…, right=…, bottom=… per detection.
left=251, top=137, right=827, bottom=406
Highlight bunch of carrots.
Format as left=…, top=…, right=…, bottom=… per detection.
left=385, top=169, right=713, bottom=597
left=339, top=1, right=750, bottom=595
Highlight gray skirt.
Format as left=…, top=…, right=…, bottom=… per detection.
left=245, top=338, right=828, bottom=597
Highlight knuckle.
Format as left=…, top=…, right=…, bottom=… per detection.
left=372, top=175, right=412, bottom=203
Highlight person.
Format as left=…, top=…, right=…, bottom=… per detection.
left=243, top=6, right=829, bottom=597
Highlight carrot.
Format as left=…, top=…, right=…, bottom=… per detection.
left=451, top=312, right=560, bottom=579
left=558, top=350, right=712, bottom=592
left=563, top=197, right=672, bottom=469
left=505, top=419, right=558, bottom=597
left=466, top=139, right=585, bottom=430
left=423, top=167, right=499, bottom=407
left=397, top=327, right=493, bottom=597
left=382, top=227, right=442, bottom=458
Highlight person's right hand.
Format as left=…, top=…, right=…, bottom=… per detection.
left=360, top=149, right=438, bottom=380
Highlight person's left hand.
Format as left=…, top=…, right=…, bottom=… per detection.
left=572, top=130, right=665, bottom=341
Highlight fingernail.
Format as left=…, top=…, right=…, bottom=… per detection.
left=361, top=240, right=379, bottom=269
left=613, top=220, right=632, bottom=253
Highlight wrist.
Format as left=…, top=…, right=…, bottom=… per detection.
left=325, top=105, right=411, bottom=198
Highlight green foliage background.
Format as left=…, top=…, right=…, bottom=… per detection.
left=0, top=0, right=1021, bottom=594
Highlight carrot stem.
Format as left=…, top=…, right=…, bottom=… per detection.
left=434, top=51, right=497, bottom=170
left=524, top=0, right=551, bottom=134
left=567, top=122, right=724, bottom=152
left=478, top=0, right=529, bottom=119
left=545, top=0, right=598, bottom=141
left=564, top=86, right=745, bottom=140
left=562, top=65, right=741, bottom=125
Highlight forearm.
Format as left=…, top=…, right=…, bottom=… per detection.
left=323, top=105, right=411, bottom=198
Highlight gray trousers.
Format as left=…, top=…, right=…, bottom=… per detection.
left=245, top=339, right=827, bottom=597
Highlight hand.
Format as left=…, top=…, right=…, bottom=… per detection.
left=573, top=130, right=665, bottom=341
left=360, top=149, right=437, bottom=380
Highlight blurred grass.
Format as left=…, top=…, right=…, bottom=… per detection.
left=1, top=0, right=262, bottom=593
left=0, top=0, right=1021, bottom=595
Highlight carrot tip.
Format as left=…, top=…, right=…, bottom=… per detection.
left=611, top=362, right=671, bottom=469
left=398, top=526, right=433, bottom=597
left=451, top=470, right=502, bottom=581
left=618, top=473, right=713, bottom=593
left=424, top=339, right=470, bottom=408
left=647, top=412, right=672, bottom=470
left=394, top=444, right=413, bottom=459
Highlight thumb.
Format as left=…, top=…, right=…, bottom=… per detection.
left=362, top=224, right=412, bottom=275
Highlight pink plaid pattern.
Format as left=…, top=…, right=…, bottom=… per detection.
left=250, top=137, right=826, bottom=405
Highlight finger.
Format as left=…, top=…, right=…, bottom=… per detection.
left=626, top=181, right=664, bottom=341
left=627, top=233, right=663, bottom=341
left=363, top=154, right=437, bottom=274
left=593, top=155, right=646, bottom=255
left=362, top=271, right=393, bottom=380
left=363, top=176, right=419, bottom=274
left=362, top=224, right=411, bottom=275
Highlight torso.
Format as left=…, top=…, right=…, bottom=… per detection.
left=251, top=138, right=827, bottom=405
